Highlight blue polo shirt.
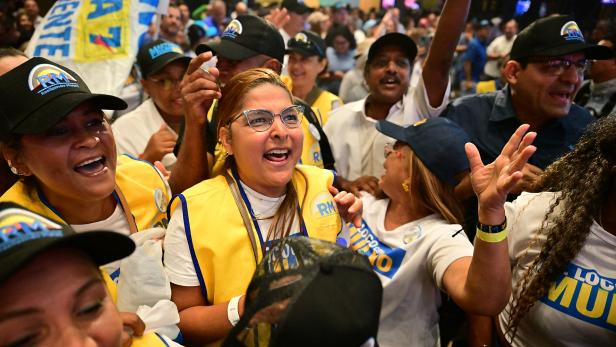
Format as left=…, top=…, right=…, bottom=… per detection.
left=462, top=38, right=487, bottom=82
left=442, top=85, right=594, bottom=170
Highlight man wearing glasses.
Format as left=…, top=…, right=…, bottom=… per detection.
left=443, top=15, right=613, bottom=185
left=112, top=39, right=191, bottom=169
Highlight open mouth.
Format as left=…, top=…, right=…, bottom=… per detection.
left=264, top=149, right=290, bottom=163
left=549, top=91, right=571, bottom=105
left=380, top=76, right=401, bottom=87
left=74, top=156, right=107, bottom=176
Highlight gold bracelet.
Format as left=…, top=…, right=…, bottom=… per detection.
left=476, top=228, right=508, bottom=243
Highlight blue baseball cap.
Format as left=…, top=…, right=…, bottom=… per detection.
left=0, top=202, right=135, bottom=283
left=137, top=39, right=191, bottom=78
left=376, top=118, right=470, bottom=186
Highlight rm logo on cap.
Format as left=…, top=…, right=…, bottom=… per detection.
left=222, top=19, right=243, bottom=39
left=27, top=64, right=79, bottom=96
left=560, top=21, right=584, bottom=42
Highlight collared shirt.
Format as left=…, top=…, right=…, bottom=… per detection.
left=324, top=75, right=450, bottom=180
left=442, top=85, right=594, bottom=170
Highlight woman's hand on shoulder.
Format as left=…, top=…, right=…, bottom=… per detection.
left=465, top=124, right=536, bottom=224
left=329, top=185, right=362, bottom=227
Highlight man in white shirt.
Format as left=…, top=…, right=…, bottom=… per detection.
left=323, top=0, right=471, bottom=195
left=112, top=40, right=190, bottom=169
left=484, top=19, right=517, bottom=80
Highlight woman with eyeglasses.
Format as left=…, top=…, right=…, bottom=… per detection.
left=163, top=68, right=362, bottom=346
left=286, top=30, right=342, bottom=125
left=346, top=118, right=536, bottom=347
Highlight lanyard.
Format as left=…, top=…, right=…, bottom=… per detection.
left=230, top=166, right=307, bottom=257
left=37, top=185, right=138, bottom=234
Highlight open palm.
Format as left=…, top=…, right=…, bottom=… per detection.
left=466, top=124, right=537, bottom=216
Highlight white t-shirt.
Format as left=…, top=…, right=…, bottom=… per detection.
left=484, top=34, right=515, bottom=78
left=324, top=74, right=450, bottom=180
left=72, top=205, right=130, bottom=279
left=350, top=194, right=474, bottom=347
left=164, top=181, right=301, bottom=287
left=499, top=192, right=616, bottom=346
left=112, top=98, right=178, bottom=169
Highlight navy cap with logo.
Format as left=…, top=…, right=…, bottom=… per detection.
left=223, top=236, right=382, bottom=347
left=196, top=15, right=285, bottom=63
left=0, top=57, right=127, bottom=142
left=281, top=0, right=312, bottom=15
left=137, top=39, right=191, bottom=79
left=376, top=118, right=470, bottom=186
left=0, top=202, right=135, bottom=283
left=510, top=15, right=613, bottom=61
left=367, top=32, right=418, bottom=66
left=286, top=30, right=326, bottom=58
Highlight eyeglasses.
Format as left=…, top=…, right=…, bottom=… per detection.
left=228, top=105, right=304, bottom=132
left=148, top=77, right=182, bottom=90
left=528, top=58, right=590, bottom=76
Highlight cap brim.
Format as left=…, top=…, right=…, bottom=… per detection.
left=0, top=230, right=135, bottom=282
left=142, top=54, right=192, bottom=78
left=375, top=120, right=408, bottom=143
left=196, top=39, right=260, bottom=60
left=522, top=42, right=614, bottom=60
left=13, top=92, right=127, bottom=135
left=286, top=46, right=319, bottom=57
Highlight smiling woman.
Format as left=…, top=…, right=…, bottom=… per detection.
left=163, top=68, right=363, bottom=346
left=0, top=57, right=176, bottom=346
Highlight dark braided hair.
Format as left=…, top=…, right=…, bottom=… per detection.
left=505, top=114, right=616, bottom=340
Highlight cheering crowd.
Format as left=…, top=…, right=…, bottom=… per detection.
left=1, top=0, right=616, bottom=346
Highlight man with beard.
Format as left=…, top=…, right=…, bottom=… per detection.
left=322, top=0, right=471, bottom=195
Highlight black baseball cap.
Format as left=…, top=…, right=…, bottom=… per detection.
left=223, top=236, right=382, bottom=347
left=376, top=118, right=470, bottom=186
left=510, top=15, right=613, bottom=61
left=137, top=39, right=191, bottom=79
left=0, top=202, right=135, bottom=283
left=286, top=30, right=326, bottom=58
left=0, top=57, right=127, bottom=141
left=281, top=0, right=311, bottom=15
left=196, top=15, right=285, bottom=63
left=367, top=32, right=418, bottom=66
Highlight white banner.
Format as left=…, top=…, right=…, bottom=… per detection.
left=26, top=0, right=169, bottom=97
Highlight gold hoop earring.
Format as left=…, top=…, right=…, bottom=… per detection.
left=401, top=182, right=409, bottom=192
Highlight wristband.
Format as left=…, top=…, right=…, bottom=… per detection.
left=227, top=295, right=242, bottom=326
left=477, top=219, right=507, bottom=233
left=476, top=228, right=508, bottom=243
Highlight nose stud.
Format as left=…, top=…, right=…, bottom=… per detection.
left=93, top=136, right=100, bottom=143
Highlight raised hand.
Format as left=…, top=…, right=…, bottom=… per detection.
left=180, top=52, right=222, bottom=128
left=329, top=185, right=363, bottom=228
left=265, top=8, right=290, bottom=29
left=465, top=124, right=536, bottom=225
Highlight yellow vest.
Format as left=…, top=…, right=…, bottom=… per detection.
left=169, top=165, right=342, bottom=306
left=0, top=155, right=170, bottom=229
left=309, top=89, right=342, bottom=126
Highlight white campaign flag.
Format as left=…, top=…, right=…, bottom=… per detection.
left=26, top=0, right=170, bottom=97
